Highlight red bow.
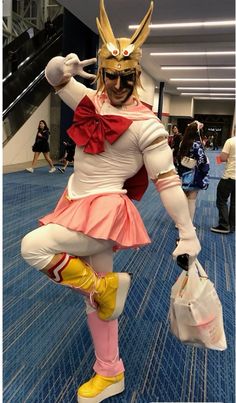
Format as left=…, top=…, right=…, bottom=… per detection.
left=67, top=96, right=132, bottom=154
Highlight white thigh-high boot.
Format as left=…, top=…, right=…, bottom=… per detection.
left=185, top=190, right=198, bottom=224
left=77, top=250, right=125, bottom=403
left=187, top=198, right=196, bottom=222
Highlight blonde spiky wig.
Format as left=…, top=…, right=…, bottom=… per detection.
left=96, top=0, right=153, bottom=95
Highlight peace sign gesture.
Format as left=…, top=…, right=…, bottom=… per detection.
left=45, top=54, right=97, bottom=87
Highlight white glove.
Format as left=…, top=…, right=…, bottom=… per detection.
left=172, top=236, right=200, bottom=266
left=45, top=53, right=97, bottom=87
left=159, top=185, right=201, bottom=264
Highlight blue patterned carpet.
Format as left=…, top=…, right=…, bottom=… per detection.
left=3, top=151, right=235, bottom=403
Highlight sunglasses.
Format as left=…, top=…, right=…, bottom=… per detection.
left=104, top=70, right=136, bottom=85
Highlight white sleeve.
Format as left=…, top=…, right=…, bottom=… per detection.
left=143, top=139, right=175, bottom=180
left=56, top=78, right=96, bottom=111
left=138, top=118, right=169, bottom=151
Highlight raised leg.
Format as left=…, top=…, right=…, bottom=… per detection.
left=21, top=224, right=130, bottom=320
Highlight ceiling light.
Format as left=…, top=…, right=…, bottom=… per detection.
left=181, top=93, right=235, bottom=96
left=194, top=97, right=235, bottom=100
left=151, top=51, right=235, bottom=56
left=177, top=87, right=235, bottom=90
left=170, top=78, right=236, bottom=82
left=129, top=20, right=236, bottom=29
left=161, top=66, right=235, bottom=70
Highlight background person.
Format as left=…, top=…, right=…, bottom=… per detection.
left=26, top=120, right=56, bottom=173
left=212, top=130, right=219, bottom=150
left=44, top=16, right=55, bottom=41
left=177, top=121, right=210, bottom=225
left=8, top=49, right=19, bottom=73
left=211, top=136, right=235, bottom=233
left=57, top=139, right=76, bottom=173
left=170, top=125, right=182, bottom=166
left=21, top=1, right=200, bottom=402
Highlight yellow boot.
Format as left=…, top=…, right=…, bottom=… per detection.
left=48, top=255, right=131, bottom=321
left=94, top=272, right=131, bottom=321
left=77, top=373, right=124, bottom=403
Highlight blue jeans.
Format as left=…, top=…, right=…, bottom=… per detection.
left=216, top=178, right=235, bottom=231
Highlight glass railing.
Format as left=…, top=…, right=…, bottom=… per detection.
left=3, top=77, right=51, bottom=146
left=3, top=14, right=63, bottom=80
left=3, top=30, right=63, bottom=116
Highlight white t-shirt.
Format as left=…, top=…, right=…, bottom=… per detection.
left=222, top=136, right=236, bottom=180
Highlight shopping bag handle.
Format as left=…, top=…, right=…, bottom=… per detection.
left=194, top=259, right=209, bottom=279
left=176, top=256, right=208, bottom=279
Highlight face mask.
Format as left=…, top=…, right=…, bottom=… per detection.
left=104, top=70, right=136, bottom=88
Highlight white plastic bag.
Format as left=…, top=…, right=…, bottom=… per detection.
left=169, top=259, right=227, bottom=351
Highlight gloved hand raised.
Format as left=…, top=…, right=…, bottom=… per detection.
left=45, top=53, right=97, bottom=87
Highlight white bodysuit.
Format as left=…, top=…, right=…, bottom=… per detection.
left=21, top=78, right=175, bottom=270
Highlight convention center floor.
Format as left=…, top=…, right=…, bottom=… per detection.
left=3, top=150, right=235, bottom=402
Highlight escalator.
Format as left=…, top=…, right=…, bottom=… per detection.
left=3, top=15, right=64, bottom=145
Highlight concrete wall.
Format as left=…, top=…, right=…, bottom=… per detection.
left=3, top=95, right=51, bottom=166
left=153, top=92, right=171, bottom=115
left=170, top=95, right=194, bottom=117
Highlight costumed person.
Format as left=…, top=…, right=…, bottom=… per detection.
left=21, top=1, right=201, bottom=402
left=177, top=121, right=210, bottom=225
left=26, top=120, right=56, bottom=173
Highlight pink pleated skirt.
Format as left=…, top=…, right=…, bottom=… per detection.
left=39, top=190, right=151, bottom=249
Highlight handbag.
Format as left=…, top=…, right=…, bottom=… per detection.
left=32, top=138, right=43, bottom=152
left=181, top=156, right=196, bottom=169
left=169, top=259, right=227, bottom=351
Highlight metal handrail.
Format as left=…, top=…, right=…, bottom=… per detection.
left=3, top=70, right=45, bottom=119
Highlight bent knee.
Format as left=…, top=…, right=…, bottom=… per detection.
left=21, top=232, right=36, bottom=260
left=21, top=231, right=52, bottom=270
left=21, top=232, right=41, bottom=267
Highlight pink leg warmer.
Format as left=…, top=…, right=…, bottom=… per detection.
left=87, top=311, right=124, bottom=377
